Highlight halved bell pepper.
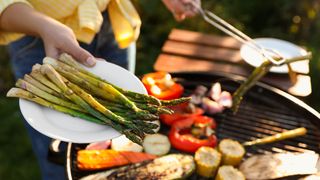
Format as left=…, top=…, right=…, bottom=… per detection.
left=169, top=115, right=217, bottom=153
left=142, top=72, right=184, bottom=100
left=160, top=103, right=204, bottom=126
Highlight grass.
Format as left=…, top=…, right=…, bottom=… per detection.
left=0, top=97, right=40, bottom=179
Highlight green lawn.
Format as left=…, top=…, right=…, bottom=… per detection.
left=0, top=97, right=40, bottom=179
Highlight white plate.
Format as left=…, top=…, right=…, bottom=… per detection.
left=240, top=38, right=309, bottom=73
left=19, top=60, right=147, bottom=143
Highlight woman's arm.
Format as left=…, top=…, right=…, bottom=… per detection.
left=0, top=3, right=96, bottom=66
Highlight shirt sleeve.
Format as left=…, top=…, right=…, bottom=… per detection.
left=0, top=0, right=33, bottom=45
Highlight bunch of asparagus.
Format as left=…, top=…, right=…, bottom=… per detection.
left=7, top=53, right=190, bottom=145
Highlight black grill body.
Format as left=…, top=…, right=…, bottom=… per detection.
left=66, top=72, right=320, bottom=180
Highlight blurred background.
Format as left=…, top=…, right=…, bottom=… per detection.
left=1, top=0, right=320, bottom=179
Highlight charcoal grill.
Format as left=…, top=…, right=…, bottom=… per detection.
left=66, top=72, right=320, bottom=180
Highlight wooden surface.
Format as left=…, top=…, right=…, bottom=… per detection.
left=154, top=29, right=311, bottom=97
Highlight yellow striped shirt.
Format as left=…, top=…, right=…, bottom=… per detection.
left=0, top=0, right=141, bottom=48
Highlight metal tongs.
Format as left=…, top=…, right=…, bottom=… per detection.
left=189, top=1, right=288, bottom=66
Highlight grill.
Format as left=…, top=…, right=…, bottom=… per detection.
left=66, top=72, right=320, bottom=180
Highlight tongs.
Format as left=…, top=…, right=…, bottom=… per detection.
left=189, top=1, right=307, bottom=66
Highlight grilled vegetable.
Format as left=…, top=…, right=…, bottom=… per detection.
left=232, top=53, right=312, bottom=113
left=160, top=102, right=204, bottom=126
left=169, top=115, right=217, bottom=153
left=215, top=165, right=245, bottom=180
left=77, top=149, right=156, bottom=170
left=218, top=139, right=245, bottom=166
left=243, top=127, right=307, bottom=146
left=111, top=135, right=143, bottom=152
left=195, top=146, right=221, bottom=178
left=6, top=88, right=102, bottom=125
left=239, top=152, right=319, bottom=180
left=80, top=154, right=195, bottom=180
left=142, top=134, right=171, bottom=156
left=142, top=72, right=184, bottom=100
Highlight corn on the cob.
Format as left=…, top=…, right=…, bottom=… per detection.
left=215, top=165, right=245, bottom=180
left=195, top=146, right=221, bottom=178
left=218, top=139, right=245, bottom=166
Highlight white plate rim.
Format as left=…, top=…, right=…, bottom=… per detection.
left=19, top=60, right=147, bottom=143
left=240, top=37, right=308, bottom=73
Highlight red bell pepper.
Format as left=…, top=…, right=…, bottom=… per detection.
left=160, top=103, right=204, bottom=126
left=142, top=72, right=184, bottom=100
left=168, top=116, right=217, bottom=153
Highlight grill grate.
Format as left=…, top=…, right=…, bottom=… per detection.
left=66, top=72, right=320, bottom=180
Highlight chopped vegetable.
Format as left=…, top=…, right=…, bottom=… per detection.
left=218, top=91, right=232, bottom=108
left=209, top=82, right=221, bottom=101
left=202, top=97, right=224, bottom=114
left=169, top=116, right=217, bottom=153
left=142, top=72, right=184, bottom=100
left=215, top=165, right=245, bottom=180
left=195, top=146, right=221, bottom=178
left=218, top=139, right=245, bottom=166
left=190, top=82, right=232, bottom=115
left=142, top=133, right=171, bottom=156
left=111, top=135, right=143, bottom=152
left=77, top=149, right=156, bottom=170
left=80, top=154, right=195, bottom=180
left=243, top=127, right=307, bottom=146
left=191, top=85, right=208, bottom=105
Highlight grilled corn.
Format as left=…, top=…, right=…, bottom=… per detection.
left=215, top=165, right=245, bottom=180
left=218, top=139, right=245, bottom=166
left=195, top=146, right=221, bottom=177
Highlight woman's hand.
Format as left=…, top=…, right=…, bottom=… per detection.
left=0, top=3, right=96, bottom=67
left=162, top=0, right=200, bottom=21
left=39, top=20, right=96, bottom=67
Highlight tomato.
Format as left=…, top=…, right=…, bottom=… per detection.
left=168, top=116, right=217, bottom=153
left=142, top=72, right=184, bottom=100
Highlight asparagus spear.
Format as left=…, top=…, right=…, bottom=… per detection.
left=31, top=64, right=62, bottom=93
left=231, top=60, right=272, bottom=113
left=24, top=74, right=62, bottom=98
left=7, top=88, right=103, bottom=124
left=231, top=53, right=312, bottom=113
left=58, top=53, right=161, bottom=105
left=97, top=98, right=169, bottom=118
left=160, top=97, right=192, bottom=106
left=15, top=79, right=84, bottom=112
left=243, top=127, right=307, bottom=146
